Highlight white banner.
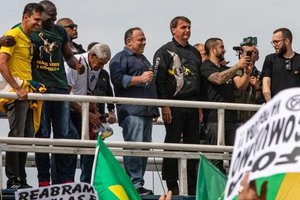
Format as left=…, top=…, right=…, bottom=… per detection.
left=15, top=182, right=99, bottom=200
left=225, top=88, right=300, bottom=200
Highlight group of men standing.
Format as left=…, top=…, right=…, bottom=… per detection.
left=0, top=0, right=299, bottom=197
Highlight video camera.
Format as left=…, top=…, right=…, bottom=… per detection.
left=233, top=36, right=257, bottom=58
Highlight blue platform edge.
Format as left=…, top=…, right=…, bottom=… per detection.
left=2, top=190, right=196, bottom=200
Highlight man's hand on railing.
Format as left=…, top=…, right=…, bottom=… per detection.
left=162, top=106, right=172, bottom=124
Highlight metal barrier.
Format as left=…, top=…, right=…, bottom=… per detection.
left=0, top=92, right=261, bottom=195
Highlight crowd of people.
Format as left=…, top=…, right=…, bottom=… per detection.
left=0, top=0, right=299, bottom=197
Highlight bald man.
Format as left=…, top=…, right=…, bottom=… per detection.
left=57, top=17, right=85, bottom=54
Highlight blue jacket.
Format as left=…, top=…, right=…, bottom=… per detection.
left=109, top=47, right=159, bottom=124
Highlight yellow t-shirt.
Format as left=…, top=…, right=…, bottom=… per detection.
left=0, top=25, right=33, bottom=80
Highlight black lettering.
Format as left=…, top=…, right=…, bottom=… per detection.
left=72, top=184, right=82, bottom=194
left=82, top=184, right=95, bottom=194
left=238, top=143, right=255, bottom=172
left=268, top=118, right=285, bottom=146
left=276, top=147, right=300, bottom=165
left=283, top=115, right=295, bottom=143
left=29, top=189, right=39, bottom=200
left=51, top=186, right=60, bottom=196
left=226, top=173, right=243, bottom=197
left=61, top=184, right=72, bottom=195
left=17, top=192, right=29, bottom=200
left=270, top=101, right=281, bottom=116
left=89, top=195, right=97, bottom=200
left=295, top=131, right=300, bottom=141
left=78, top=195, right=85, bottom=200
left=39, top=188, right=49, bottom=199
left=68, top=197, right=75, bottom=200
left=259, top=110, right=269, bottom=124
left=260, top=124, right=269, bottom=150
left=254, top=124, right=269, bottom=154
left=252, top=151, right=276, bottom=172
left=230, top=151, right=241, bottom=178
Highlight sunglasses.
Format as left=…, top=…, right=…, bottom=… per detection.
left=64, top=24, right=78, bottom=29
left=285, top=59, right=292, bottom=71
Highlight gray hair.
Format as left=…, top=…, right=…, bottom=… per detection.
left=89, top=43, right=111, bottom=60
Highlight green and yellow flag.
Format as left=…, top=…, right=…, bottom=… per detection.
left=231, top=173, right=300, bottom=200
left=91, top=136, right=141, bottom=200
left=196, top=155, right=227, bottom=200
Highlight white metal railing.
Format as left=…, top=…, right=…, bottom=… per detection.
left=0, top=92, right=261, bottom=195
left=0, top=92, right=261, bottom=143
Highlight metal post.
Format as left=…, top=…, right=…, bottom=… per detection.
left=0, top=147, right=3, bottom=199
left=178, top=158, right=188, bottom=195
left=81, top=102, right=90, bottom=140
left=217, top=109, right=225, bottom=146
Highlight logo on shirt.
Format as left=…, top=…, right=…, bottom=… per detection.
left=90, top=74, right=96, bottom=83
left=38, top=32, right=59, bottom=62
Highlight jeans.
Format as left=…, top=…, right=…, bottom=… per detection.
left=35, top=87, right=79, bottom=184
left=6, top=100, right=34, bottom=184
left=120, top=115, right=153, bottom=189
left=80, top=155, right=94, bottom=183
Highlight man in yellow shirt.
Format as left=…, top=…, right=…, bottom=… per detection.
left=0, top=3, right=44, bottom=189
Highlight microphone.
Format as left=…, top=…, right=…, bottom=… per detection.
left=145, top=65, right=154, bottom=87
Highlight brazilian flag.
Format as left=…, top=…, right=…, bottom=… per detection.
left=231, top=173, right=300, bottom=200
left=196, top=155, right=227, bottom=200
left=91, top=136, right=141, bottom=200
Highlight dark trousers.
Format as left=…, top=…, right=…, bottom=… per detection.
left=70, top=110, right=94, bottom=183
left=205, top=122, right=240, bottom=172
left=6, top=100, right=34, bottom=184
left=35, top=87, right=79, bottom=184
left=162, top=107, right=200, bottom=195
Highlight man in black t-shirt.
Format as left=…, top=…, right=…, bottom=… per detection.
left=262, top=28, right=300, bottom=102
left=200, top=38, right=250, bottom=171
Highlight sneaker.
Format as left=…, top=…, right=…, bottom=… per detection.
left=7, top=179, right=22, bottom=190
left=136, top=187, right=154, bottom=195
left=20, top=182, right=32, bottom=189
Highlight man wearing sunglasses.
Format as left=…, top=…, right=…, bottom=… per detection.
left=56, top=18, right=85, bottom=54
left=262, top=28, right=300, bottom=102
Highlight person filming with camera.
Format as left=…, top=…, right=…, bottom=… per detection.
left=200, top=37, right=251, bottom=172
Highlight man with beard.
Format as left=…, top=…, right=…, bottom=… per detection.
left=31, top=0, right=84, bottom=187
left=262, top=28, right=300, bottom=102
left=200, top=38, right=251, bottom=172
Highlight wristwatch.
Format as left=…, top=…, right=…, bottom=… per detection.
left=109, top=109, right=115, bottom=113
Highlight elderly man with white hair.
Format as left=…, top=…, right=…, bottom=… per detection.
left=64, top=43, right=111, bottom=183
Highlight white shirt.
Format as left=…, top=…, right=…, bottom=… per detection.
left=64, top=52, right=101, bottom=95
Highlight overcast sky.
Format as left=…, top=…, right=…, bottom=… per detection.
left=1, top=0, right=300, bottom=191
left=3, top=0, right=300, bottom=70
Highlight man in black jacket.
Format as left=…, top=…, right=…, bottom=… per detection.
left=153, top=16, right=202, bottom=195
